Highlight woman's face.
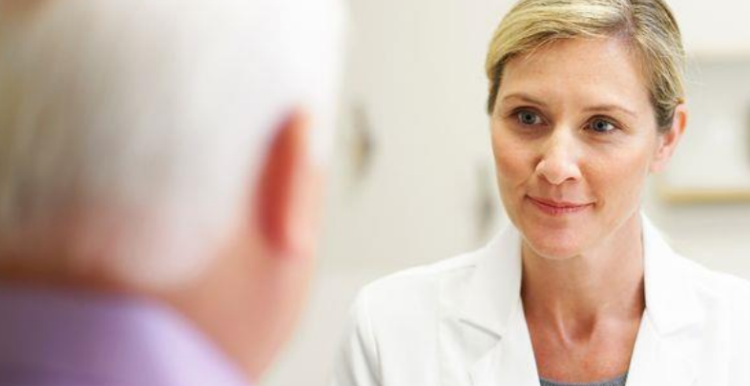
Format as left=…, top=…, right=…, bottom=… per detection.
left=491, top=37, right=683, bottom=260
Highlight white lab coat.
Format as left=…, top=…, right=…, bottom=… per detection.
left=332, top=215, right=750, bottom=386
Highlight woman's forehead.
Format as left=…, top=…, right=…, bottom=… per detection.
left=498, top=37, right=651, bottom=111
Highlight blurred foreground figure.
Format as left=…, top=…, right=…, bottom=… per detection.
left=0, top=0, right=344, bottom=384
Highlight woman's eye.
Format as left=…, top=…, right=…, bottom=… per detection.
left=516, top=110, right=543, bottom=126
left=588, top=118, right=617, bottom=133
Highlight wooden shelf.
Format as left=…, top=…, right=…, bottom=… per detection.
left=685, top=44, right=750, bottom=61
left=659, top=187, right=750, bottom=205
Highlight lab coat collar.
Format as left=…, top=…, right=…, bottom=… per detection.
left=640, top=214, right=704, bottom=334
left=457, top=212, right=704, bottom=339
left=456, top=221, right=523, bottom=338
left=460, top=213, right=705, bottom=386
left=469, top=309, right=701, bottom=386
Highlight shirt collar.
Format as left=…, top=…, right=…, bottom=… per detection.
left=0, top=285, right=250, bottom=386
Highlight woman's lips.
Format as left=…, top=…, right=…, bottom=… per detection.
left=527, top=196, right=593, bottom=215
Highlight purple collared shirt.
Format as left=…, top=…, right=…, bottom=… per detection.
left=0, top=285, right=250, bottom=386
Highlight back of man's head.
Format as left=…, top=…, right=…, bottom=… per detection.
left=0, top=0, right=343, bottom=285
left=0, top=0, right=344, bottom=380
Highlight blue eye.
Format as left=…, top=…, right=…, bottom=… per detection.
left=516, top=110, right=543, bottom=126
left=589, top=118, right=617, bottom=133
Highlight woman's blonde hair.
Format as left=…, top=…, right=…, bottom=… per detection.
left=485, top=0, right=685, bottom=131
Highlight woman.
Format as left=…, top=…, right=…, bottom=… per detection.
left=332, top=0, right=750, bottom=385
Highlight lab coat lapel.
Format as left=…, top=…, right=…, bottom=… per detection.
left=457, top=223, right=522, bottom=336
left=443, top=223, right=539, bottom=385
left=626, top=215, right=704, bottom=386
left=625, top=314, right=698, bottom=386
left=468, top=298, right=540, bottom=386
left=449, top=214, right=705, bottom=386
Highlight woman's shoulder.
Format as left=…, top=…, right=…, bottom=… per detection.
left=356, top=249, right=480, bottom=308
left=679, top=255, right=750, bottom=318
left=347, top=246, right=487, bottom=332
left=681, top=255, right=750, bottom=296
left=334, top=249, right=492, bottom=384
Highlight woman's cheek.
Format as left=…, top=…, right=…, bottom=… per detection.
left=493, top=135, right=531, bottom=184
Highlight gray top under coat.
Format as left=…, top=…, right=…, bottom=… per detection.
left=540, top=373, right=628, bottom=386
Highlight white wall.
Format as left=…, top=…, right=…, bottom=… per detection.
left=262, top=1, right=750, bottom=385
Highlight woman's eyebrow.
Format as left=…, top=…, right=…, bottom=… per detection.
left=501, top=93, right=637, bottom=118
left=500, top=93, right=548, bottom=108
left=582, top=104, right=638, bottom=118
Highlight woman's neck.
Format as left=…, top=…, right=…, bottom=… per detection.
left=520, top=214, right=645, bottom=339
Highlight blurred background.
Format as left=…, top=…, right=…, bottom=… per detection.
left=263, top=0, right=750, bottom=385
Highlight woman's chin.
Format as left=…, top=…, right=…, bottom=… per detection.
left=521, top=230, right=588, bottom=261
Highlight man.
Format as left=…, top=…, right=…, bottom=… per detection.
left=0, top=0, right=344, bottom=384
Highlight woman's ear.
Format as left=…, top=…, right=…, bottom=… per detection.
left=650, top=104, right=688, bottom=173
left=254, top=109, right=320, bottom=259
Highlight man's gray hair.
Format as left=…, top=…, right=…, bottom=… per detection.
left=0, top=0, right=345, bottom=286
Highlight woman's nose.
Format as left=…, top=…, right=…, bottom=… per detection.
left=535, top=130, right=582, bottom=186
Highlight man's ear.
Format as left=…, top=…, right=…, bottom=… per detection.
left=650, top=104, right=688, bottom=173
left=255, top=110, right=319, bottom=258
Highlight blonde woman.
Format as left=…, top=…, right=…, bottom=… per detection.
left=332, top=0, right=750, bottom=385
